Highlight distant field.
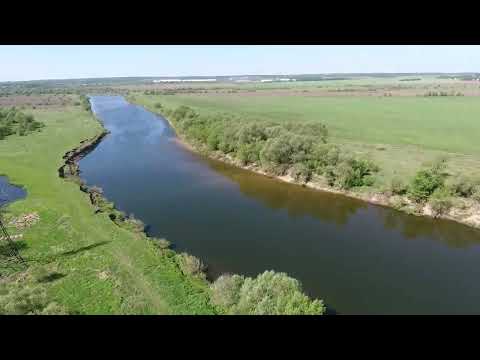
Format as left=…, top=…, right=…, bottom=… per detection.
left=133, top=86, right=480, bottom=188
left=136, top=94, right=480, bottom=155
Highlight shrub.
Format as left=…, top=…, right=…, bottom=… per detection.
left=123, top=216, right=145, bottom=233
left=428, top=187, right=453, bottom=217
left=210, top=274, right=245, bottom=309
left=408, top=166, right=445, bottom=202
left=219, top=271, right=325, bottom=315
left=309, top=144, right=340, bottom=173
left=260, top=134, right=313, bottom=167
left=290, top=163, right=312, bottom=183
left=449, top=177, right=477, bottom=198
left=177, top=253, right=207, bottom=278
left=330, top=158, right=378, bottom=189
left=472, top=188, right=480, bottom=202
left=237, top=142, right=263, bottom=165
left=0, top=108, right=43, bottom=140
left=150, top=237, right=171, bottom=250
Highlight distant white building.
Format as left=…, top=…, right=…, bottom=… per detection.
left=152, top=79, right=217, bottom=83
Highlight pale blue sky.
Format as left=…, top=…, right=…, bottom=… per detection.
left=0, top=45, right=479, bottom=82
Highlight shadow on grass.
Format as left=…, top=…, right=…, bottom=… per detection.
left=38, top=272, right=66, bottom=283
left=26, top=241, right=112, bottom=266
left=60, top=241, right=111, bottom=257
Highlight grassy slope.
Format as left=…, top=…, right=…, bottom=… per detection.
left=133, top=93, right=480, bottom=189
left=0, top=105, right=217, bottom=314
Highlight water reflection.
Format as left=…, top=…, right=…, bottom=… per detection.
left=379, top=207, right=480, bottom=248
left=206, top=158, right=366, bottom=226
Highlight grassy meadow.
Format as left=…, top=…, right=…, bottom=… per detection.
left=132, top=81, right=480, bottom=189
left=0, top=105, right=217, bottom=314
left=0, top=99, right=326, bottom=315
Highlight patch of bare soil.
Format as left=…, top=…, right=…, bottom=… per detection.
left=9, top=212, right=40, bottom=230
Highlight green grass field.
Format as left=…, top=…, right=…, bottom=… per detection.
left=133, top=92, right=480, bottom=189
left=0, top=106, right=217, bottom=314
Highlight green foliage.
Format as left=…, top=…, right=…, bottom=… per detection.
left=408, top=161, right=446, bottom=202
left=210, top=274, right=245, bottom=309
left=0, top=108, right=44, bottom=140
left=176, top=253, right=207, bottom=279
left=211, top=271, right=325, bottom=315
left=166, top=104, right=379, bottom=190
left=428, top=187, right=453, bottom=217
left=308, top=143, right=340, bottom=173
left=449, top=176, right=478, bottom=198
left=79, top=95, right=91, bottom=112
left=0, top=270, right=69, bottom=315
left=290, top=162, right=312, bottom=183
left=260, top=133, right=314, bottom=168
left=150, top=237, right=171, bottom=250
left=328, top=158, right=379, bottom=189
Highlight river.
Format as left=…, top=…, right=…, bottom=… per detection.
left=78, top=96, right=480, bottom=314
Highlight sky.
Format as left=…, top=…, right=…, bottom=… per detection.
left=0, top=45, right=479, bottom=82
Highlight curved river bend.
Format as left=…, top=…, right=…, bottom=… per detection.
left=79, top=96, right=480, bottom=315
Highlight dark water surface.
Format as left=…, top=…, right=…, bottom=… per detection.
left=0, top=176, right=26, bottom=208
left=79, top=96, right=480, bottom=314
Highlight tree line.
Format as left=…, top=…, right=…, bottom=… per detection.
left=164, top=105, right=379, bottom=190
left=0, top=107, right=44, bottom=140
left=161, top=104, right=480, bottom=218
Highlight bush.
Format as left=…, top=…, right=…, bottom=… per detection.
left=177, top=253, right=207, bottom=278
left=290, top=163, right=312, bottom=183
left=308, top=144, right=340, bottom=173
left=260, top=134, right=314, bottom=167
left=237, top=142, right=263, bottom=165
left=167, top=104, right=380, bottom=191
left=150, top=237, right=171, bottom=250
left=210, top=274, right=245, bottom=309
left=428, top=187, right=453, bottom=217
left=408, top=165, right=445, bottom=202
left=210, top=271, right=325, bottom=315
left=472, top=187, right=480, bottom=202
left=449, top=177, right=477, bottom=198
left=0, top=108, right=44, bottom=140
left=330, top=158, right=378, bottom=189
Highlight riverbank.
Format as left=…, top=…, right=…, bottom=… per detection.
left=134, top=100, right=480, bottom=231
left=0, top=104, right=221, bottom=314
left=0, top=97, right=325, bottom=315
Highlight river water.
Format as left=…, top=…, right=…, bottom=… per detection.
left=79, top=96, right=480, bottom=314
left=0, top=176, right=26, bottom=208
